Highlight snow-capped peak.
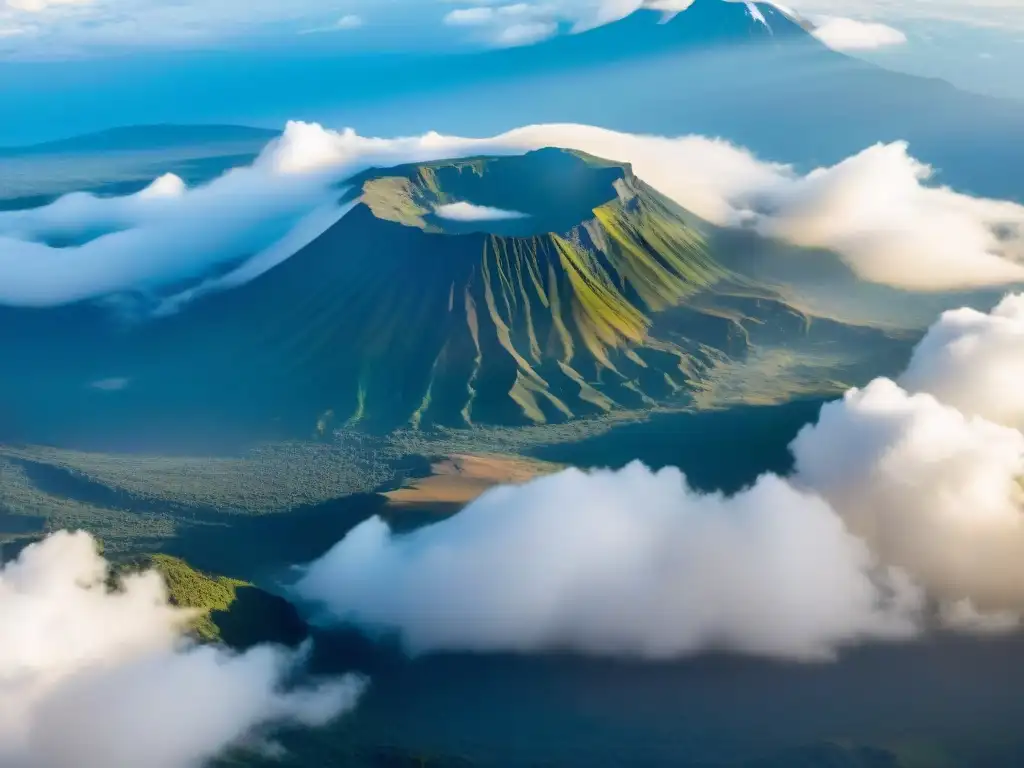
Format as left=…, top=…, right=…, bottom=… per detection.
left=744, top=2, right=770, bottom=29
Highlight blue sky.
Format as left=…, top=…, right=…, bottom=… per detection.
left=1, top=1, right=1022, bottom=57
left=0, top=0, right=1022, bottom=144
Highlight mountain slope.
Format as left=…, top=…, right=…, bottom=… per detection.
left=147, top=149, right=733, bottom=430
left=0, top=149, right=921, bottom=448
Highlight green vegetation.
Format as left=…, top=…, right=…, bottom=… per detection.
left=0, top=455, right=177, bottom=550
left=138, top=553, right=247, bottom=642
left=0, top=440, right=394, bottom=515
left=124, top=553, right=308, bottom=648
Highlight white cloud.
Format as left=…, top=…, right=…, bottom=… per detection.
left=0, top=157, right=337, bottom=306
left=745, top=140, right=1024, bottom=289
left=810, top=16, right=907, bottom=50
left=297, top=294, right=1024, bottom=659
left=3, top=0, right=92, bottom=11
left=435, top=201, right=530, bottom=220
left=444, top=7, right=497, bottom=26
left=773, top=1, right=1024, bottom=32
left=791, top=377, right=1024, bottom=616
left=899, top=293, right=1024, bottom=429
left=0, top=531, right=366, bottom=768
left=334, top=13, right=363, bottom=29
left=2, top=0, right=1023, bottom=56
left=494, top=19, right=557, bottom=44
left=4, top=121, right=1023, bottom=308
left=296, top=464, right=921, bottom=661
left=443, top=3, right=560, bottom=45
left=941, top=599, right=1020, bottom=634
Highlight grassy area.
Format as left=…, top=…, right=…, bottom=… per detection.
left=125, top=553, right=308, bottom=648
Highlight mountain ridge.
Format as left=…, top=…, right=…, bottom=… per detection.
left=0, top=124, right=276, bottom=157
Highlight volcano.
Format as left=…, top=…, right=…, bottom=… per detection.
left=143, top=149, right=734, bottom=432
left=0, top=149, right=913, bottom=448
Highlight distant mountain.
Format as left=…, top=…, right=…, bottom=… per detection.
left=0, top=149, right=916, bottom=448
left=425, top=0, right=812, bottom=84
left=0, top=124, right=276, bottom=157
left=0, top=123, right=278, bottom=209
left=5, top=0, right=1021, bottom=201
left=407, top=0, right=1024, bottom=201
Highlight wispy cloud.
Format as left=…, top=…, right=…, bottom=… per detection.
left=494, top=19, right=557, bottom=44
left=299, top=13, right=364, bottom=35
left=443, top=2, right=562, bottom=46
left=3, top=0, right=93, bottom=11
left=810, top=16, right=907, bottom=50
left=3, top=121, right=1024, bottom=308
left=434, top=201, right=530, bottom=220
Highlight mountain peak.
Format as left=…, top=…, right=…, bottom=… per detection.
left=663, top=0, right=808, bottom=41
left=349, top=149, right=632, bottom=237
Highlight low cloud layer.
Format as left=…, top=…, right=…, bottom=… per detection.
left=297, top=295, right=1024, bottom=660
left=3, top=121, right=1023, bottom=308
left=0, top=531, right=365, bottom=768
left=297, top=465, right=919, bottom=660
left=791, top=378, right=1024, bottom=616
left=810, top=16, right=907, bottom=50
